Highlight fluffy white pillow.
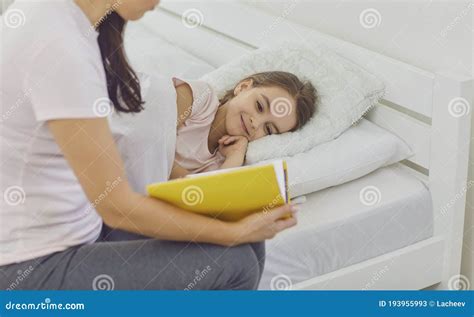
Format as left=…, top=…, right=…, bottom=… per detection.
left=253, top=119, right=413, bottom=198
left=201, top=41, right=385, bottom=164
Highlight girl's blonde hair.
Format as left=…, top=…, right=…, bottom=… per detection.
left=220, top=71, right=318, bottom=131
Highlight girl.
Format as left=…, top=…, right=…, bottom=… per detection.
left=170, top=72, right=317, bottom=179
left=0, top=0, right=299, bottom=290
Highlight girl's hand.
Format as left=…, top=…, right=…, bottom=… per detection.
left=218, top=135, right=248, bottom=158
left=226, top=204, right=299, bottom=246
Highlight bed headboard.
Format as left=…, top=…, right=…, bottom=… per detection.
left=135, top=1, right=473, bottom=289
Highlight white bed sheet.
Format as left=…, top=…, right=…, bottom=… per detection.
left=121, top=24, right=434, bottom=291
left=259, top=163, right=433, bottom=290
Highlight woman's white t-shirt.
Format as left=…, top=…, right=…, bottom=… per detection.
left=0, top=1, right=177, bottom=265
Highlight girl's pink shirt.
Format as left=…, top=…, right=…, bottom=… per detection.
left=173, top=77, right=226, bottom=173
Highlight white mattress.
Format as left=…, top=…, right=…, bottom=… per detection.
left=122, top=23, right=434, bottom=290
left=259, top=163, right=433, bottom=289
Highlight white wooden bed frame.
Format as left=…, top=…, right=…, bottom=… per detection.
left=136, top=1, right=473, bottom=290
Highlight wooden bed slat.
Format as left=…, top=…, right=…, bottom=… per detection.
left=366, top=104, right=431, bottom=169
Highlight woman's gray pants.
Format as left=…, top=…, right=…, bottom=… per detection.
left=0, top=225, right=265, bottom=290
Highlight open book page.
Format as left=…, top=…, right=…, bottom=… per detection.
left=272, top=160, right=286, bottom=203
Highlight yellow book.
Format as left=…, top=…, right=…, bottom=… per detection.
left=146, top=160, right=290, bottom=221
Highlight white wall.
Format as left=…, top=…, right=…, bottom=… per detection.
left=242, top=0, right=473, bottom=288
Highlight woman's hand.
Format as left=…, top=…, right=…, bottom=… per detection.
left=218, top=135, right=248, bottom=158
left=225, top=204, right=299, bottom=246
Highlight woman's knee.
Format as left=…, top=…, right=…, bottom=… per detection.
left=249, top=242, right=265, bottom=265
left=219, top=243, right=262, bottom=290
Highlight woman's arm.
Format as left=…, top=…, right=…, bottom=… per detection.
left=47, top=118, right=297, bottom=246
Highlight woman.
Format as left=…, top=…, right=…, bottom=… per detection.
left=0, top=0, right=298, bottom=290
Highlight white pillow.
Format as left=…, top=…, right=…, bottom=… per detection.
left=201, top=41, right=385, bottom=164
left=252, top=119, right=413, bottom=198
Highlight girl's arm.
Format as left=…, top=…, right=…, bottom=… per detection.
left=170, top=82, right=194, bottom=180
left=218, top=135, right=248, bottom=170
left=176, top=82, right=193, bottom=128
left=170, top=160, right=190, bottom=179
left=47, top=118, right=297, bottom=246
left=220, top=152, right=245, bottom=169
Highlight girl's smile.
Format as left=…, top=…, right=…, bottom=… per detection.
left=225, top=81, right=298, bottom=142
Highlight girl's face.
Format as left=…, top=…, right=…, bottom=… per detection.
left=224, top=80, right=298, bottom=141
left=115, top=0, right=160, bottom=20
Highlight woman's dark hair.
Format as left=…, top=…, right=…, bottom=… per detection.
left=220, top=71, right=318, bottom=132
left=97, top=12, right=144, bottom=113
